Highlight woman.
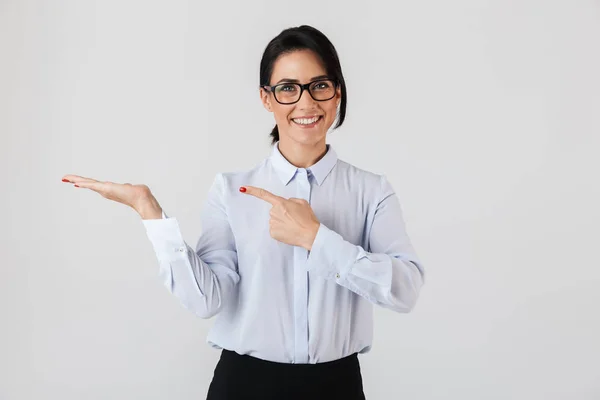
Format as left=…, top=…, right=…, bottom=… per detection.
left=62, top=25, right=425, bottom=399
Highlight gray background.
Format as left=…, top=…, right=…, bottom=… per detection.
left=1, top=0, right=599, bottom=399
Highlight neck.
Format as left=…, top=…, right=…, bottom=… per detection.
left=277, top=138, right=327, bottom=168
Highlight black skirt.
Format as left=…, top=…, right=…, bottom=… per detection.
left=206, top=349, right=366, bottom=400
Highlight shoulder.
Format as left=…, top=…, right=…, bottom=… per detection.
left=334, top=157, right=390, bottom=192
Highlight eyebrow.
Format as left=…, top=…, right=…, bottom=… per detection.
left=275, top=75, right=330, bottom=84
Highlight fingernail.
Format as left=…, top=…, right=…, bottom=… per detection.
left=74, top=185, right=79, bottom=187
left=62, top=179, right=70, bottom=182
left=239, top=187, right=246, bottom=192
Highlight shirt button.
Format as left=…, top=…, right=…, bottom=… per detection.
left=178, top=247, right=186, bottom=252
left=335, top=273, right=340, bottom=279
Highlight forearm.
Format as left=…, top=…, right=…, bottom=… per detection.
left=143, top=215, right=239, bottom=319
left=161, top=242, right=238, bottom=318
left=340, top=252, right=423, bottom=312
left=307, top=223, right=424, bottom=313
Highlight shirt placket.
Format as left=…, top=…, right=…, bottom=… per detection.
left=293, top=168, right=311, bottom=363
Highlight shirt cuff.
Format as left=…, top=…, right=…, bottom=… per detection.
left=142, top=212, right=188, bottom=263
left=306, top=223, right=362, bottom=280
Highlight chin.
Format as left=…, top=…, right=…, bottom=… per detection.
left=288, top=129, right=326, bottom=146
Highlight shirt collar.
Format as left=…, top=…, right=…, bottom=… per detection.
left=270, top=142, right=338, bottom=186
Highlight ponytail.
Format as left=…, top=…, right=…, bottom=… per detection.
left=270, top=125, right=279, bottom=144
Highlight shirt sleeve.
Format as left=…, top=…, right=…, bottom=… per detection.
left=142, top=173, right=239, bottom=318
left=306, top=175, right=425, bottom=313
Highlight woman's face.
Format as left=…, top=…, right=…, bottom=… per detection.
left=260, top=49, right=341, bottom=148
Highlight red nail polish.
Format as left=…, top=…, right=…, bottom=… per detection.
left=62, top=179, right=70, bottom=182
left=74, top=185, right=79, bottom=187
left=239, top=187, right=246, bottom=192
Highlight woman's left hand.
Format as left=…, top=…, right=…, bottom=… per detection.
left=241, top=186, right=320, bottom=250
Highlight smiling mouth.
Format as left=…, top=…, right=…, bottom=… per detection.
left=291, top=116, right=322, bottom=126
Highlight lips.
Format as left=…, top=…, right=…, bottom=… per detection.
left=291, top=115, right=322, bottom=126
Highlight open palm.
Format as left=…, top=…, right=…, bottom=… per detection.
left=62, top=174, right=157, bottom=214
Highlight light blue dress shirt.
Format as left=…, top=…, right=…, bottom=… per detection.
left=142, top=143, right=425, bottom=364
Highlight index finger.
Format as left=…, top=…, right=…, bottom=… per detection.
left=241, top=186, right=285, bottom=205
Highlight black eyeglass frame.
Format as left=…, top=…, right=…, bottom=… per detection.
left=261, top=79, right=339, bottom=105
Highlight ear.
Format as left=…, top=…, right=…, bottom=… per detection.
left=260, top=87, right=273, bottom=112
left=335, top=86, right=342, bottom=107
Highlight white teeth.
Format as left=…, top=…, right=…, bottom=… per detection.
left=293, top=116, right=320, bottom=125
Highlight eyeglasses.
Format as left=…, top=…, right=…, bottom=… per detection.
left=261, top=79, right=338, bottom=105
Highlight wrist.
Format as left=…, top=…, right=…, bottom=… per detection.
left=136, top=196, right=162, bottom=220
left=304, top=221, right=320, bottom=251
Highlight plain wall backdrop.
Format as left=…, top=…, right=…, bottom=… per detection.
left=1, top=0, right=599, bottom=399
